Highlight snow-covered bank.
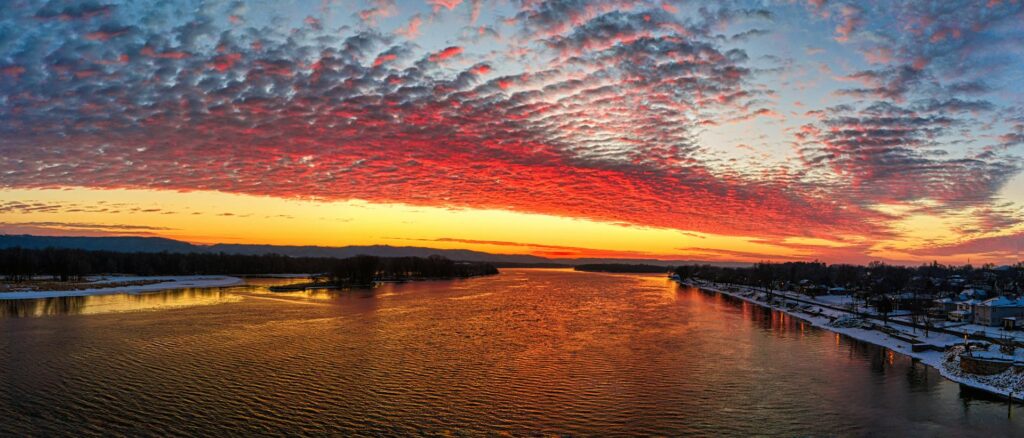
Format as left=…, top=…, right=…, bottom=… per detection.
left=678, top=279, right=1024, bottom=399
left=239, top=273, right=317, bottom=279
left=0, top=276, right=245, bottom=300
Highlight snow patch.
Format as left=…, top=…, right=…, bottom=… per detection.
left=0, top=276, right=244, bottom=300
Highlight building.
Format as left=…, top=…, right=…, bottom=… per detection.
left=933, top=297, right=957, bottom=314
left=948, top=300, right=980, bottom=323
left=959, top=287, right=989, bottom=301
left=973, top=297, right=1024, bottom=327
left=893, top=291, right=935, bottom=311
left=797, top=279, right=826, bottom=296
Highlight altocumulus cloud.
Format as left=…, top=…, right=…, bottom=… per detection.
left=0, top=0, right=1022, bottom=260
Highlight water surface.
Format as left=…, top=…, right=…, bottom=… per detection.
left=1, top=269, right=1021, bottom=436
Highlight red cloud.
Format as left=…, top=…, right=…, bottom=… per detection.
left=373, top=54, right=398, bottom=67
left=429, top=0, right=463, bottom=12
left=906, top=232, right=1024, bottom=260
left=211, top=53, right=242, bottom=72
left=428, top=46, right=463, bottom=62
left=1, top=65, right=25, bottom=77
left=397, top=14, right=423, bottom=39
left=140, top=47, right=190, bottom=60
left=85, top=27, right=131, bottom=41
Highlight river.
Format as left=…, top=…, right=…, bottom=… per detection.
left=1, top=269, right=1021, bottom=436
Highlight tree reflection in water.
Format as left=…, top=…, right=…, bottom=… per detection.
left=0, top=287, right=238, bottom=318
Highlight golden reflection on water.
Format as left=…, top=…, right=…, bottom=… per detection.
left=1, top=269, right=1022, bottom=436
left=0, top=288, right=244, bottom=317
left=0, top=277, right=320, bottom=318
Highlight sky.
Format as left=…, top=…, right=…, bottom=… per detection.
left=0, top=0, right=1022, bottom=265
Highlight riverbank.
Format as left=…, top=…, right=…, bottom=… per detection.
left=677, top=278, right=1024, bottom=399
left=0, top=276, right=245, bottom=299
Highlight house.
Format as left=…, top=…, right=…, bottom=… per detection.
left=893, top=291, right=935, bottom=311
left=797, top=279, right=812, bottom=292
left=974, top=297, right=1024, bottom=327
left=959, top=287, right=989, bottom=301
left=948, top=299, right=980, bottom=323
left=797, top=279, right=826, bottom=296
left=933, top=297, right=957, bottom=313
left=930, top=297, right=957, bottom=318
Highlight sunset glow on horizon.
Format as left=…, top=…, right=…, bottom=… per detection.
left=1, top=0, right=1023, bottom=265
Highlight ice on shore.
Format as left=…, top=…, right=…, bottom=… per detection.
left=0, top=276, right=244, bottom=300
left=940, top=346, right=1024, bottom=396
left=681, top=279, right=1024, bottom=398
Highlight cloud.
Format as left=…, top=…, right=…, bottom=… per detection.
left=17, top=221, right=171, bottom=231
left=906, top=232, right=1024, bottom=259
left=674, top=246, right=806, bottom=263
left=837, top=66, right=924, bottom=100
left=833, top=5, right=863, bottom=42
left=396, top=14, right=422, bottom=39
left=0, top=0, right=1021, bottom=264
left=427, top=45, right=463, bottom=62
left=429, top=0, right=463, bottom=12
left=796, top=102, right=1019, bottom=210
left=34, top=1, right=114, bottom=21
left=0, top=1, right=902, bottom=244
left=513, top=0, right=650, bottom=38
left=914, top=98, right=994, bottom=113
left=358, top=0, right=398, bottom=24
left=0, top=221, right=174, bottom=232
left=542, top=10, right=682, bottom=55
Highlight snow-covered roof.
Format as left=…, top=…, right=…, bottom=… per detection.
left=977, top=296, right=1024, bottom=308
left=959, top=289, right=989, bottom=300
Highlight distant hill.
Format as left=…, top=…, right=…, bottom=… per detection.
left=574, top=264, right=671, bottom=273
left=0, top=235, right=197, bottom=253
left=0, top=234, right=750, bottom=267
left=205, top=243, right=554, bottom=264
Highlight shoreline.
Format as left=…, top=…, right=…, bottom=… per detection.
left=0, top=276, right=245, bottom=300
left=677, top=278, right=1024, bottom=400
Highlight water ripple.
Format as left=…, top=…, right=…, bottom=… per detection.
left=1, top=270, right=1022, bottom=436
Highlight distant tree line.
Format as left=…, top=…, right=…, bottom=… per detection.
left=674, top=261, right=1024, bottom=297
left=327, top=255, right=499, bottom=286
left=0, top=247, right=497, bottom=283
left=574, top=264, right=670, bottom=273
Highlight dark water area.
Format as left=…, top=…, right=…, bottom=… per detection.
left=1, top=269, right=1022, bottom=436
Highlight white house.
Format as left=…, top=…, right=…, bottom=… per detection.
left=973, top=297, right=1024, bottom=327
